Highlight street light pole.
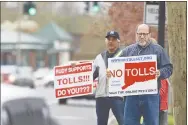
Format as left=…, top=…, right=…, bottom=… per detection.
left=16, top=2, right=22, bottom=68
left=157, top=1, right=166, bottom=48
left=17, top=19, right=21, bottom=67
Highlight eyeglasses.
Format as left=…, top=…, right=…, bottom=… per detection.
left=137, top=33, right=150, bottom=37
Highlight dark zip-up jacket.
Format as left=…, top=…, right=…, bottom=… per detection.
left=122, top=42, right=173, bottom=88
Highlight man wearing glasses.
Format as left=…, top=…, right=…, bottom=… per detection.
left=122, top=24, right=173, bottom=125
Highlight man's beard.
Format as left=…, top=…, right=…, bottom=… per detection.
left=138, top=41, right=147, bottom=46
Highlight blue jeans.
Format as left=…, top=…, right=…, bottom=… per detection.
left=96, top=97, right=124, bottom=125
left=124, top=94, right=160, bottom=125
left=142, top=111, right=168, bottom=125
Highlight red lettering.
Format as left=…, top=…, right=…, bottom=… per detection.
left=57, top=79, right=61, bottom=85
left=56, top=75, right=89, bottom=85
left=73, top=77, right=78, bottom=83
left=78, top=76, right=83, bottom=82
left=62, top=78, right=68, bottom=84
left=69, top=77, right=74, bottom=84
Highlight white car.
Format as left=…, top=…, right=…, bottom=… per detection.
left=1, top=84, right=59, bottom=125
left=34, top=68, right=53, bottom=88
left=33, top=68, right=50, bottom=81
left=1, top=65, right=35, bottom=88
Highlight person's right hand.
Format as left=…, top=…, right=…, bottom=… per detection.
left=106, top=69, right=111, bottom=78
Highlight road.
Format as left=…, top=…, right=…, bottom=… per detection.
left=35, top=87, right=115, bottom=125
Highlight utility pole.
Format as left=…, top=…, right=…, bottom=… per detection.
left=157, top=1, right=165, bottom=48
left=16, top=2, right=22, bottom=69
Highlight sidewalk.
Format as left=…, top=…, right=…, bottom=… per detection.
left=108, top=115, right=118, bottom=125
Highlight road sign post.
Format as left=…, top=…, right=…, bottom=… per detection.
left=144, top=1, right=166, bottom=48
left=144, top=2, right=167, bottom=26
left=158, top=2, right=166, bottom=48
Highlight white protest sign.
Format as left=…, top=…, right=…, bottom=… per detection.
left=108, top=55, right=158, bottom=96
left=54, top=62, right=93, bottom=99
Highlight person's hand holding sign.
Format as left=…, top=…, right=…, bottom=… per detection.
left=155, top=70, right=160, bottom=78
left=106, top=69, right=111, bottom=78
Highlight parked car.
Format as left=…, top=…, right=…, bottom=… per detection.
left=34, top=69, right=54, bottom=88
left=33, top=67, right=51, bottom=87
left=1, top=84, right=59, bottom=125
left=1, top=65, right=17, bottom=84
left=12, top=78, right=35, bottom=88
left=1, top=65, right=35, bottom=88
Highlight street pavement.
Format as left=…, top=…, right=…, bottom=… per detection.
left=35, top=87, right=115, bottom=125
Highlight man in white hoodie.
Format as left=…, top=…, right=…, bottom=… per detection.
left=93, top=31, right=124, bottom=125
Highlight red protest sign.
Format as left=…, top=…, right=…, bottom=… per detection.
left=54, top=62, right=93, bottom=99
left=122, top=61, right=156, bottom=90
left=55, top=84, right=92, bottom=98
left=55, top=63, right=92, bottom=76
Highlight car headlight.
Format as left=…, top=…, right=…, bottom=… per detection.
left=9, top=75, right=16, bottom=83
left=1, top=109, right=10, bottom=125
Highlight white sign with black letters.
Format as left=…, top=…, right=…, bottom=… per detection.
left=144, top=2, right=167, bottom=26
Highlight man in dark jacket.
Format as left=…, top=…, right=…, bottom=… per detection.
left=122, top=24, right=173, bottom=125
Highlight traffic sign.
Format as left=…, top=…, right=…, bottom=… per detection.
left=144, top=2, right=167, bottom=26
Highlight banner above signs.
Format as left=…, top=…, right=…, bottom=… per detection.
left=54, top=62, right=93, bottom=99
left=108, top=55, right=158, bottom=97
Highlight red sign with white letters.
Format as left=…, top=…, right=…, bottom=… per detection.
left=122, top=62, right=156, bottom=90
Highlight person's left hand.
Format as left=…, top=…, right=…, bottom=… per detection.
left=155, top=70, right=160, bottom=78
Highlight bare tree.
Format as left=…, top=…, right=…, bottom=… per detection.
left=167, top=2, right=186, bottom=125
left=108, top=2, right=159, bottom=46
